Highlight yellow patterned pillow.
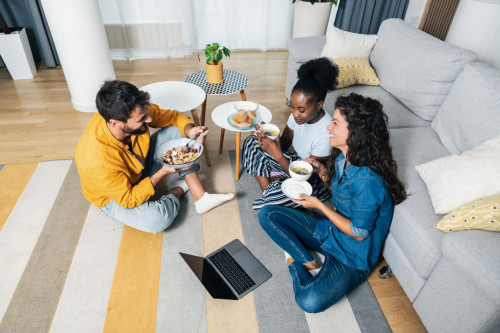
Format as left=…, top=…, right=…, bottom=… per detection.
left=435, top=194, right=500, bottom=232
left=332, top=57, right=380, bottom=89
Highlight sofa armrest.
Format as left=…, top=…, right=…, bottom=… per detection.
left=288, top=36, right=326, bottom=63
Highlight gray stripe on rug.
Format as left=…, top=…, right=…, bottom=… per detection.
left=156, top=191, right=207, bottom=332
left=0, top=161, right=90, bottom=332
left=347, top=280, right=392, bottom=333
left=229, top=150, right=310, bottom=333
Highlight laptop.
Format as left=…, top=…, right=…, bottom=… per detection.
left=180, top=239, right=272, bottom=300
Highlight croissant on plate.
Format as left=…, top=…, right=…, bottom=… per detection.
left=230, top=109, right=255, bottom=128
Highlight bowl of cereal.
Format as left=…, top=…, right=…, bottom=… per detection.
left=156, top=138, right=204, bottom=169
left=289, top=160, right=313, bottom=182
left=259, top=123, right=280, bottom=140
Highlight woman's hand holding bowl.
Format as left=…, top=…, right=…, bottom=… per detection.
left=305, top=157, right=325, bottom=175
left=292, top=194, right=321, bottom=209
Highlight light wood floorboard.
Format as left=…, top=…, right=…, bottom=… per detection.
left=0, top=51, right=425, bottom=331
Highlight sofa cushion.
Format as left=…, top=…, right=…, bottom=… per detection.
left=415, top=135, right=500, bottom=214
left=287, top=36, right=325, bottom=63
left=441, top=230, right=500, bottom=301
left=320, top=25, right=377, bottom=60
left=388, top=127, right=451, bottom=279
left=435, top=194, right=500, bottom=232
left=431, top=62, right=500, bottom=154
left=332, top=57, right=380, bottom=88
left=370, top=19, right=477, bottom=121
left=325, top=86, right=431, bottom=129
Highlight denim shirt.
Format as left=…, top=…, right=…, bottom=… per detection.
left=313, top=153, right=394, bottom=272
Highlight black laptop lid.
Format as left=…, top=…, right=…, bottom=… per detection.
left=179, top=252, right=237, bottom=300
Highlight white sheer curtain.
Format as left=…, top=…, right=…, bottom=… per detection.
left=98, top=0, right=293, bottom=60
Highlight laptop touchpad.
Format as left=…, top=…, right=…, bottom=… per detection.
left=234, top=250, right=261, bottom=272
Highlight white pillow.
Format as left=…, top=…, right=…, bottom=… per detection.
left=320, top=25, right=378, bottom=60
left=415, top=135, right=500, bottom=214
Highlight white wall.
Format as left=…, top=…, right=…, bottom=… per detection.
left=446, top=0, right=500, bottom=70
left=404, top=0, right=427, bottom=27
left=404, top=0, right=500, bottom=70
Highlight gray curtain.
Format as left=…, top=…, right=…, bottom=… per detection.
left=0, top=0, right=59, bottom=68
left=334, top=0, right=409, bottom=34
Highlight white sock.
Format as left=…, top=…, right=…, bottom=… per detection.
left=285, top=251, right=320, bottom=276
left=167, top=174, right=206, bottom=194
left=195, top=192, right=235, bottom=214
left=309, top=268, right=320, bottom=276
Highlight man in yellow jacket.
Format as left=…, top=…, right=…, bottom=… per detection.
left=75, top=80, right=234, bottom=234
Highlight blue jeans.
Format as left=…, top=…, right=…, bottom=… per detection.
left=258, top=205, right=367, bottom=313
left=100, top=126, right=200, bottom=234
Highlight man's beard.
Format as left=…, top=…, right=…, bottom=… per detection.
left=122, top=123, right=148, bottom=135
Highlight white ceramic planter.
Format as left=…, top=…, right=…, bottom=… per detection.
left=293, top=1, right=332, bottom=38
left=0, top=27, right=37, bottom=80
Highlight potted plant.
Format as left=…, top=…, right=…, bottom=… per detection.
left=292, top=0, right=338, bottom=38
left=198, top=42, right=230, bottom=84
left=0, top=10, right=37, bottom=79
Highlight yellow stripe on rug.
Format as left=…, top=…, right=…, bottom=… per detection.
left=0, top=163, right=37, bottom=231
left=201, top=151, right=259, bottom=332
left=103, top=226, right=163, bottom=333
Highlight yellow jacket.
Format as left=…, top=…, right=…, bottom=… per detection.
left=75, top=104, right=194, bottom=209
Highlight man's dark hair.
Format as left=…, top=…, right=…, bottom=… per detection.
left=95, top=80, right=150, bottom=122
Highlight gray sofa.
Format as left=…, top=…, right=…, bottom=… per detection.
left=286, top=19, right=500, bottom=333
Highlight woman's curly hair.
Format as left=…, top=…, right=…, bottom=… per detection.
left=325, top=93, right=408, bottom=205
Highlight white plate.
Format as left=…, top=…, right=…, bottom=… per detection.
left=234, top=101, right=258, bottom=111
left=281, top=178, right=312, bottom=200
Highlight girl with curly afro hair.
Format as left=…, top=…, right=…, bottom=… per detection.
left=258, top=93, right=407, bottom=313
left=242, top=57, right=339, bottom=210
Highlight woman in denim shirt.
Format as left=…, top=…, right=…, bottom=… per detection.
left=258, top=93, right=407, bottom=313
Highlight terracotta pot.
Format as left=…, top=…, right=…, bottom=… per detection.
left=206, top=61, right=224, bottom=83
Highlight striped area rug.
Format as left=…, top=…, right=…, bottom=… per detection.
left=0, top=152, right=390, bottom=332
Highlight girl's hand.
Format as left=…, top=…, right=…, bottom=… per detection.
left=256, top=134, right=282, bottom=159
left=304, top=157, right=325, bottom=174
left=254, top=121, right=266, bottom=132
left=292, top=194, right=321, bottom=209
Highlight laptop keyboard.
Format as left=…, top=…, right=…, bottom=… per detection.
left=209, top=249, right=256, bottom=295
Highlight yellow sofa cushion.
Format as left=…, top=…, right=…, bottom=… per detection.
left=332, top=57, right=380, bottom=89
left=435, top=193, right=500, bottom=232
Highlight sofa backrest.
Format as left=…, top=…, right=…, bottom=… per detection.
left=370, top=19, right=477, bottom=121
left=431, top=62, right=500, bottom=154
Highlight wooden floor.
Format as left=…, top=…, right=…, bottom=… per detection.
left=0, top=51, right=426, bottom=332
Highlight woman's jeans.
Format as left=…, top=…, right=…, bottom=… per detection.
left=100, top=126, right=199, bottom=234
left=258, top=205, right=368, bottom=313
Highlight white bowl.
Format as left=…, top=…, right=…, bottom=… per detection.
left=156, top=138, right=204, bottom=169
left=289, top=160, right=313, bottom=182
left=259, top=123, right=280, bottom=140
left=234, top=101, right=258, bottom=111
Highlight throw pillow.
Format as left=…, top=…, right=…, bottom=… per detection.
left=435, top=194, right=500, bottom=232
left=415, top=135, right=500, bottom=214
left=320, top=25, right=377, bottom=60
left=431, top=62, right=500, bottom=155
left=332, top=57, right=380, bottom=89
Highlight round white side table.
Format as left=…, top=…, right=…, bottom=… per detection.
left=212, top=102, right=272, bottom=181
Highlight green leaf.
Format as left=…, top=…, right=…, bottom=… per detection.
left=215, top=52, right=223, bottom=62
left=206, top=53, right=214, bottom=64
